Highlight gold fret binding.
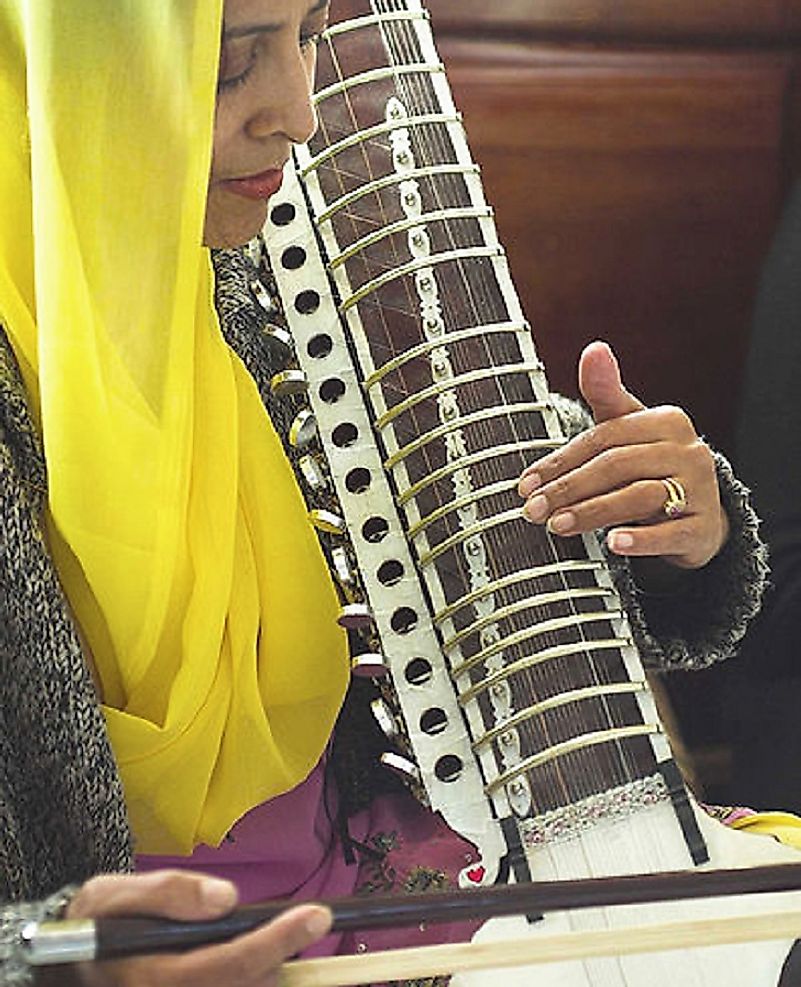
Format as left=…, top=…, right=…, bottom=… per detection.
left=384, top=402, right=549, bottom=469
left=450, top=610, right=625, bottom=675
left=328, top=206, right=493, bottom=271
left=472, top=681, right=649, bottom=752
left=485, top=724, right=663, bottom=796
left=458, top=638, right=630, bottom=705
left=441, top=586, right=616, bottom=653
left=313, top=63, right=446, bottom=105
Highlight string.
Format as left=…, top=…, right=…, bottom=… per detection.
left=311, top=2, right=652, bottom=814
left=376, top=3, right=644, bottom=801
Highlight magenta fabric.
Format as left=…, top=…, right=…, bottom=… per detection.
left=136, top=761, right=482, bottom=962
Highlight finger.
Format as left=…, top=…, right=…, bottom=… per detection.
left=520, top=435, right=708, bottom=521
left=69, top=871, right=238, bottom=922
left=578, top=340, right=645, bottom=424
left=158, top=904, right=332, bottom=986
left=605, top=518, right=716, bottom=568
left=519, top=406, right=697, bottom=498
left=530, top=478, right=687, bottom=536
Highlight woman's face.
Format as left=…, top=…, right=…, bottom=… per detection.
left=204, top=0, right=329, bottom=247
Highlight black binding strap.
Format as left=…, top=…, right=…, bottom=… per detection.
left=658, top=759, right=709, bottom=866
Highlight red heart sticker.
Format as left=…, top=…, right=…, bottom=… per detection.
left=466, top=866, right=486, bottom=884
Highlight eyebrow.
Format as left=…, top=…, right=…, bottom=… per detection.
left=223, top=0, right=329, bottom=39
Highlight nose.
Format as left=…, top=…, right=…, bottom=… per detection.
left=246, top=43, right=317, bottom=146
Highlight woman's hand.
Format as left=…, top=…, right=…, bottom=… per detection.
left=57, top=870, right=331, bottom=987
left=518, top=340, right=729, bottom=570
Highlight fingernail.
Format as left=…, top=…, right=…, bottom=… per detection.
left=524, top=494, right=548, bottom=523
left=608, top=531, right=634, bottom=552
left=202, top=878, right=237, bottom=911
left=518, top=471, right=542, bottom=497
left=547, top=511, right=575, bottom=535
left=306, top=907, right=333, bottom=939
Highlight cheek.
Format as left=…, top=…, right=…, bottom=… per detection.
left=210, top=103, right=241, bottom=179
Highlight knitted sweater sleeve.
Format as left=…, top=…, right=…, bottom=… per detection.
left=549, top=393, right=768, bottom=671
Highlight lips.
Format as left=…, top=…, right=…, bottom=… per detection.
left=221, top=168, right=284, bottom=201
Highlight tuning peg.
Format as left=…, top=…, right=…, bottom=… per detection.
left=337, top=602, right=373, bottom=629
left=308, top=510, right=345, bottom=536
left=371, top=698, right=399, bottom=740
left=350, top=652, right=388, bottom=678
left=289, top=409, right=317, bottom=449
left=380, top=752, right=421, bottom=783
left=331, top=546, right=356, bottom=586
left=250, top=278, right=277, bottom=314
left=270, top=369, right=308, bottom=397
left=262, top=323, right=294, bottom=365
left=298, top=454, right=326, bottom=491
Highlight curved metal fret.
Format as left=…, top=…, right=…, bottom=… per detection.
left=434, top=560, right=606, bottom=624
left=396, top=437, right=557, bottom=504
left=441, top=586, right=616, bottom=653
left=375, top=361, right=543, bottom=429
left=485, top=725, right=663, bottom=796
left=313, top=62, right=445, bottom=105
left=458, top=639, right=630, bottom=705
left=416, top=506, right=528, bottom=568
left=384, top=402, right=550, bottom=468
left=473, top=682, right=649, bottom=752
left=315, top=164, right=481, bottom=225
left=328, top=206, right=493, bottom=271
left=299, top=112, right=462, bottom=176
left=406, top=477, right=518, bottom=538
left=449, top=610, right=625, bottom=674
left=364, top=321, right=531, bottom=389
left=323, top=9, right=429, bottom=40
left=339, top=245, right=503, bottom=312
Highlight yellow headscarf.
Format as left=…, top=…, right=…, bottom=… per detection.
left=0, top=1, right=348, bottom=853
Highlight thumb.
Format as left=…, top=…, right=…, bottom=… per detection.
left=579, top=340, right=645, bottom=424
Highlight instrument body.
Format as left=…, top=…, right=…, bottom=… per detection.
left=263, top=1, right=801, bottom=981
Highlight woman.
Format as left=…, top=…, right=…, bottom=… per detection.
left=0, top=0, right=767, bottom=984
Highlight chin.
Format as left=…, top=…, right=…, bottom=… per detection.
left=203, top=189, right=269, bottom=248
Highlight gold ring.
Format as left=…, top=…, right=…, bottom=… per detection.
left=661, top=477, right=687, bottom=519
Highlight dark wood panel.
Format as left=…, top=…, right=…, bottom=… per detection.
left=428, top=0, right=799, bottom=42
left=439, top=42, right=792, bottom=452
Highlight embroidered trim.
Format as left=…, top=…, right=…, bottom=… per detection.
left=519, top=774, right=669, bottom=848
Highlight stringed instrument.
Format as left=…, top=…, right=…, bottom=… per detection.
left=258, top=1, right=801, bottom=982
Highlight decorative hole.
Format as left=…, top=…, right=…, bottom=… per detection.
left=345, top=468, right=371, bottom=494
left=434, top=755, right=463, bottom=783
left=271, top=202, right=296, bottom=226
left=332, top=422, right=358, bottom=448
left=377, top=559, right=404, bottom=585
left=362, top=517, right=390, bottom=543
left=307, top=334, right=333, bottom=359
left=281, top=245, right=307, bottom=270
left=295, top=290, right=320, bottom=315
left=390, top=607, right=418, bottom=635
left=405, top=658, right=433, bottom=686
left=420, top=708, right=448, bottom=736
left=319, top=377, right=346, bottom=403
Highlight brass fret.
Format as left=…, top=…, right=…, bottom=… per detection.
left=485, top=725, right=662, bottom=796
left=313, top=63, right=445, bottom=105
left=472, top=681, right=649, bottom=752
left=406, top=477, right=519, bottom=538
left=328, top=206, right=493, bottom=271
left=376, top=361, right=543, bottom=429
left=458, top=639, right=630, bottom=705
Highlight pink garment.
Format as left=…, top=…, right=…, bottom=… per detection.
left=137, top=761, right=481, bottom=965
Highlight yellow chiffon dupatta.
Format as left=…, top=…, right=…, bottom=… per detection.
left=0, top=1, right=348, bottom=853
